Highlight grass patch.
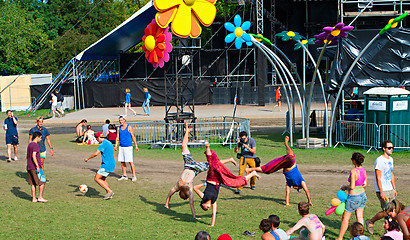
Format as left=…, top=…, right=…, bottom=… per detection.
left=0, top=128, right=408, bottom=239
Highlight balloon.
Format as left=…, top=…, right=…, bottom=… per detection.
left=337, top=190, right=347, bottom=202
left=330, top=198, right=341, bottom=207
left=325, top=206, right=337, bottom=215
left=335, top=202, right=346, bottom=215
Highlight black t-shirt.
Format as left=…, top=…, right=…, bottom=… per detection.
left=202, top=183, right=220, bottom=204
left=56, top=92, right=63, bottom=102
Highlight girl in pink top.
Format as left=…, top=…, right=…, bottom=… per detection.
left=337, top=153, right=368, bottom=240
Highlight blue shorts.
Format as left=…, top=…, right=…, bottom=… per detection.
left=283, top=165, right=304, bottom=187
left=6, top=135, right=19, bottom=145
left=97, top=168, right=111, bottom=177
left=345, top=192, right=367, bottom=213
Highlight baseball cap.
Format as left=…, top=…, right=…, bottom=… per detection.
left=95, top=132, right=104, bottom=138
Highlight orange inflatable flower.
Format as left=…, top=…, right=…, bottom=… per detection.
left=142, top=20, right=173, bottom=68
left=153, top=0, right=217, bottom=38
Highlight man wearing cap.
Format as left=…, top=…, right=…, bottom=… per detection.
left=84, top=132, right=115, bottom=200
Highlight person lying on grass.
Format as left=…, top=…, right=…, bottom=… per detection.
left=194, top=141, right=261, bottom=227
left=245, top=136, right=312, bottom=206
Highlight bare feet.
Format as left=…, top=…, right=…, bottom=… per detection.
left=309, top=202, right=313, bottom=206
left=245, top=168, right=251, bottom=175
left=164, top=205, right=170, bottom=209
left=32, top=198, right=38, bottom=203
left=284, top=136, right=289, bottom=145
left=184, top=122, right=190, bottom=133
left=37, top=198, right=48, bottom=203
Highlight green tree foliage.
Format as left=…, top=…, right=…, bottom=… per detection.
left=0, top=2, right=49, bottom=74
left=0, top=0, right=144, bottom=75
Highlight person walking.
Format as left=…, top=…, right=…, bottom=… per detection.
left=336, top=153, right=368, bottom=240
left=273, top=86, right=282, bottom=112
left=234, top=131, right=257, bottom=194
left=142, top=88, right=151, bottom=116
left=4, top=110, right=19, bottom=162
left=124, top=88, right=136, bottom=116
left=29, top=117, right=54, bottom=171
left=366, top=140, right=397, bottom=235
left=115, top=116, right=138, bottom=181
left=54, top=89, right=64, bottom=116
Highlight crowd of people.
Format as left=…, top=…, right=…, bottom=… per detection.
left=4, top=98, right=408, bottom=239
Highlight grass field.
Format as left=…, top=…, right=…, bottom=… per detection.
left=0, top=127, right=408, bottom=239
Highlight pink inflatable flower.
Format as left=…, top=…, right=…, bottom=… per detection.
left=142, top=19, right=173, bottom=68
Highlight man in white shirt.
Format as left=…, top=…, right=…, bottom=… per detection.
left=366, top=140, right=397, bottom=235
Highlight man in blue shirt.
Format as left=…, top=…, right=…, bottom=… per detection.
left=85, top=132, right=115, bottom=200
left=4, top=110, right=19, bottom=162
left=28, top=117, right=54, bottom=170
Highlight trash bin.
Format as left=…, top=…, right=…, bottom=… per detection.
left=364, top=87, right=410, bottom=148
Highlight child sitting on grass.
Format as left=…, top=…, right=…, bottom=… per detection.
left=349, top=222, right=370, bottom=240
left=286, top=202, right=325, bottom=240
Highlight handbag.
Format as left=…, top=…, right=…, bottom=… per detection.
left=37, top=168, right=47, bottom=182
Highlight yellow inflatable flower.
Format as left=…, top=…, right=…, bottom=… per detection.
left=153, top=0, right=217, bottom=38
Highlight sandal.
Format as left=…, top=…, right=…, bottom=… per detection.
left=366, top=219, right=374, bottom=235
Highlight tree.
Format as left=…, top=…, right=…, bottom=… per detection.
left=0, top=2, right=49, bottom=74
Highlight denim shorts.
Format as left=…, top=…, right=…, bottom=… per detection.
left=345, top=192, right=367, bottom=213
left=97, top=168, right=111, bottom=177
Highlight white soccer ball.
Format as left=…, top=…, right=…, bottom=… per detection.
left=79, top=184, right=88, bottom=193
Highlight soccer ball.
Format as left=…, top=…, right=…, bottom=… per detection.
left=79, top=184, right=88, bottom=193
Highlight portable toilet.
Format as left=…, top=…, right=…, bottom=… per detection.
left=364, top=87, right=410, bottom=149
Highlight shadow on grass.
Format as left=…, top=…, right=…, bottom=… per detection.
left=16, top=171, right=28, bottom=182
left=139, top=195, right=209, bottom=224
left=0, top=155, right=10, bottom=161
left=11, top=187, right=32, bottom=201
left=89, top=168, right=122, bottom=178
left=221, top=194, right=285, bottom=205
left=68, top=184, right=102, bottom=198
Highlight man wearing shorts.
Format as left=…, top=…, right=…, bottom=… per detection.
left=27, top=131, right=48, bottom=203
left=85, top=132, right=115, bottom=200
left=29, top=117, right=54, bottom=171
left=115, top=116, right=138, bottom=181
left=164, top=123, right=209, bottom=219
left=366, top=140, right=397, bottom=235
left=4, top=110, right=19, bottom=162
left=54, top=89, right=64, bottom=116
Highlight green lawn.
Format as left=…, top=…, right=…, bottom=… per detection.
left=0, top=128, right=408, bottom=239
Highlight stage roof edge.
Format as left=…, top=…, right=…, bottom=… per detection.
left=75, top=1, right=156, bottom=61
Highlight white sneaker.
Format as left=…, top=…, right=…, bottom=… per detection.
left=118, top=176, right=128, bottom=181
left=7, top=158, right=11, bottom=162
left=14, top=157, right=18, bottom=161
left=131, top=176, right=137, bottom=182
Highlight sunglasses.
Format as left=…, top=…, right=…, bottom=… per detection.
left=386, top=147, right=394, bottom=150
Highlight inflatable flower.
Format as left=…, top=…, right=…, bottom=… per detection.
left=379, top=12, right=408, bottom=35
left=249, top=33, right=272, bottom=45
left=275, top=31, right=303, bottom=42
left=224, top=15, right=252, bottom=49
left=153, top=0, right=216, bottom=38
left=294, top=38, right=315, bottom=51
left=142, top=19, right=173, bottom=68
left=314, top=23, right=354, bottom=45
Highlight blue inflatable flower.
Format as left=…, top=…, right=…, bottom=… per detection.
left=224, top=15, right=252, bottom=49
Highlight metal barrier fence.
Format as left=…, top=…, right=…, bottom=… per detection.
left=379, top=124, right=410, bottom=150
left=335, top=121, right=410, bottom=151
left=130, top=116, right=250, bottom=148
left=335, top=120, right=379, bottom=151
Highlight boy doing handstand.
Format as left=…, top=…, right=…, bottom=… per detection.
left=165, top=123, right=216, bottom=219
left=245, top=136, right=312, bottom=206
left=286, top=202, right=325, bottom=240
left=194, top=141, right=261, bottom=227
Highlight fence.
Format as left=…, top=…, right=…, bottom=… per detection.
left=335, top=120, right=410, bottom=151
left=130, top=116, right=250, bottom=149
